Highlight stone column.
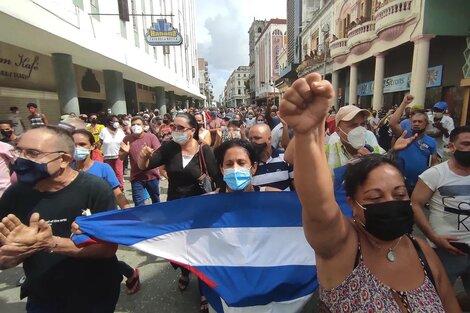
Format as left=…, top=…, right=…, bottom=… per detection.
left=372, top=53, right=385, bottom=110
left=331, top=70, right=339, bottom=110
left=187, top=97, right=194, bottom=108
left=103, top=70, right=127, bottom=114
left=410, top=35, right=434, bottom=108
left=167, top=91, right=176, bottom=111
left=349, top=63, right=358, bottom=105
left=51, top=53, right=80, bottom=114
left=180, top=96, right=188, bottom=109
left=154, top=86, right=166, bottom=114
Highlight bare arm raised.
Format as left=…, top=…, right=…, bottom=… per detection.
left=279, top=73, right=352, bottom=259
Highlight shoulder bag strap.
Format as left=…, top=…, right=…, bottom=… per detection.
left=198, top=144, right=208, bottom=177
left=408, top=234, right=437, bottom=290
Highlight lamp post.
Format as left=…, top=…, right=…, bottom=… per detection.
left=321, top=23, right=330, bottom=79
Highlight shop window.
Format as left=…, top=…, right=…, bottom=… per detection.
left=118, top=0, right=129, bottom=22
left=73, top=0, right=84, bottom=9
left=90, top=0, right=100, bottom=21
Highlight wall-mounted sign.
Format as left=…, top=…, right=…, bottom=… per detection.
left=0, top=42, right=55, bottom=91
left=145, top=19, right=183, bottom=46
left=74, top=65, right=106, bottom=100
left=358, top=65, right=443, bottom=96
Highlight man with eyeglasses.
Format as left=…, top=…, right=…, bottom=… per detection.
left=0, top=126, right=122, bottom=313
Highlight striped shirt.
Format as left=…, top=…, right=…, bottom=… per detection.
left=252, top=148, right=293, bottom=191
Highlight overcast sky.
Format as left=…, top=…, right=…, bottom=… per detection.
left=195, top=0, right=286, bottom=101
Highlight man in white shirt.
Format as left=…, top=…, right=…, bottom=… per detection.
left=426, top=101, right=455, bottom=160
left=411, top=125, right=470, bottom=294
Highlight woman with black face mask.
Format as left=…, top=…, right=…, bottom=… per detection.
left=280, top=73, right=460, bottom=312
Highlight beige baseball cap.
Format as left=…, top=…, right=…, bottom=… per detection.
left=335, top=105, right=371, bottom=126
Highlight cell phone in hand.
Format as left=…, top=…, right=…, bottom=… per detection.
left=450, top=241, right=470, bottom=253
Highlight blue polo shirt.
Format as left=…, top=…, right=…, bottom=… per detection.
left=72, top=161, right=120, bottom=190
left=396, top=123, right=436, bottom=189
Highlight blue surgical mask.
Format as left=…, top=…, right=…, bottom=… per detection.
left=74, top=147, right=90, bottom=161
left=172, top=131, right=189, bottom=145
left=11, top=157, right=55, bottom=185
left=223, top=167, right=252, bottom=191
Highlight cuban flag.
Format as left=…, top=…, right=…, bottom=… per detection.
left=72, top=192, right=317, bottom=312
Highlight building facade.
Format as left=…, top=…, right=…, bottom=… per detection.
left=277, top=0, right=303, bottom=97
left=198, top=58, right=213, bottom=108
left=294, top=0, right=470, bottom=123
left=223, top=66, right=250, bottom=108
left=248, top=19, right=268, bottom=103
left=254, top=19, right=287, bottom=106
left=0, top=0, right=203, bottom=124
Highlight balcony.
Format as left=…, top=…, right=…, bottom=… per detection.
left=375, top=0, right=415, bottom=41
left=347, top=21, right=376, bottom=54
left=329, top=38, right=349, bottom=59
left=297, top=52, right=329, bottom=77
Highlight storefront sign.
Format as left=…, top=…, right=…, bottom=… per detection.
left=0, top=42, right=55, bottom=91
left=358, top=65, right=443, bottom=96
left=0, top=54, right=40, bottom=80
left=145, top=19, right=183, bottom=46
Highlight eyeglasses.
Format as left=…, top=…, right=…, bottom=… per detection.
left=171, top=125, right=191, bottom=132
left=12, top=147, right=64, bottom=161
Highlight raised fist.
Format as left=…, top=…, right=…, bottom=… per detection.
left=279, top=73, right=334, bottom=134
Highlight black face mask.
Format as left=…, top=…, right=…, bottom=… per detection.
left=1, top=130, right=13, bottom=138
left=252, top=142, right=267, bottom=157
left=359, top=200, right=414, bottom=241
left=90, top=118, right=97, bottom=124
left=454, top=150, right=470, bottom=167
left=412, top=128, right=426, bottom=135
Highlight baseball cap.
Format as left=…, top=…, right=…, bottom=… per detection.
left=223, top=112, right=234, bottom=120
left=336, top=105, right=370, bottom=126
left=433, top=101, right=448, bottom=111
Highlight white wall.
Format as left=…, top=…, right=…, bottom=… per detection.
left=0, top=0, right=202, bottom=98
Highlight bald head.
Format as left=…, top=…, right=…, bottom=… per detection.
left=20, top=126, right=75, bottom=155
left=58, top=117, right=86, bottom=132
left=249, top=123, right=272, bottom=146
left=250, top=124, right=271, bottom=136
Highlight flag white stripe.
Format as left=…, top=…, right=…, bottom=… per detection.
left=252, top=170, right=291, bottom=186
left=133, top=227, right=316, bottom=267
left=212, top=293, right=313, bottom=313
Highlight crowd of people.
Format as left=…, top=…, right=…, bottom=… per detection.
left=0, top=73, right=469, bottom=312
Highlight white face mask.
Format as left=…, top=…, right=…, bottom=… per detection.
left=131, top=125, right=143, bottom=134
left=339, top=126, right=366, bottom=149
left=144, top=125, right=150, bottom=132
left=172, top=131, right=189, bottom=145
left=112, top=122, right=120, bottom=129
left=433, top=112, right=444, bottom=119
left=122, top=120, right=130, bottom=126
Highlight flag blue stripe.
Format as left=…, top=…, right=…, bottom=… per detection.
left=197, top=265, right=318, bottom=307
left=74, top=192, right=303, bottom=246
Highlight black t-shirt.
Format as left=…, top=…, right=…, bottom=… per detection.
left=0, top=172, right=122, bottom=308
left=148, top=141, right=223, bottom=200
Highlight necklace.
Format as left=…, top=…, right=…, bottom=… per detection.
left=386, top=236, right=403, bottom=262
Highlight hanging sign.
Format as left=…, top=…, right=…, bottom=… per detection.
left=145, top=19, right=183, bottom=46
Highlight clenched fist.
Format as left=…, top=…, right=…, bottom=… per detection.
left=279, top=73, right=334, bottom=134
